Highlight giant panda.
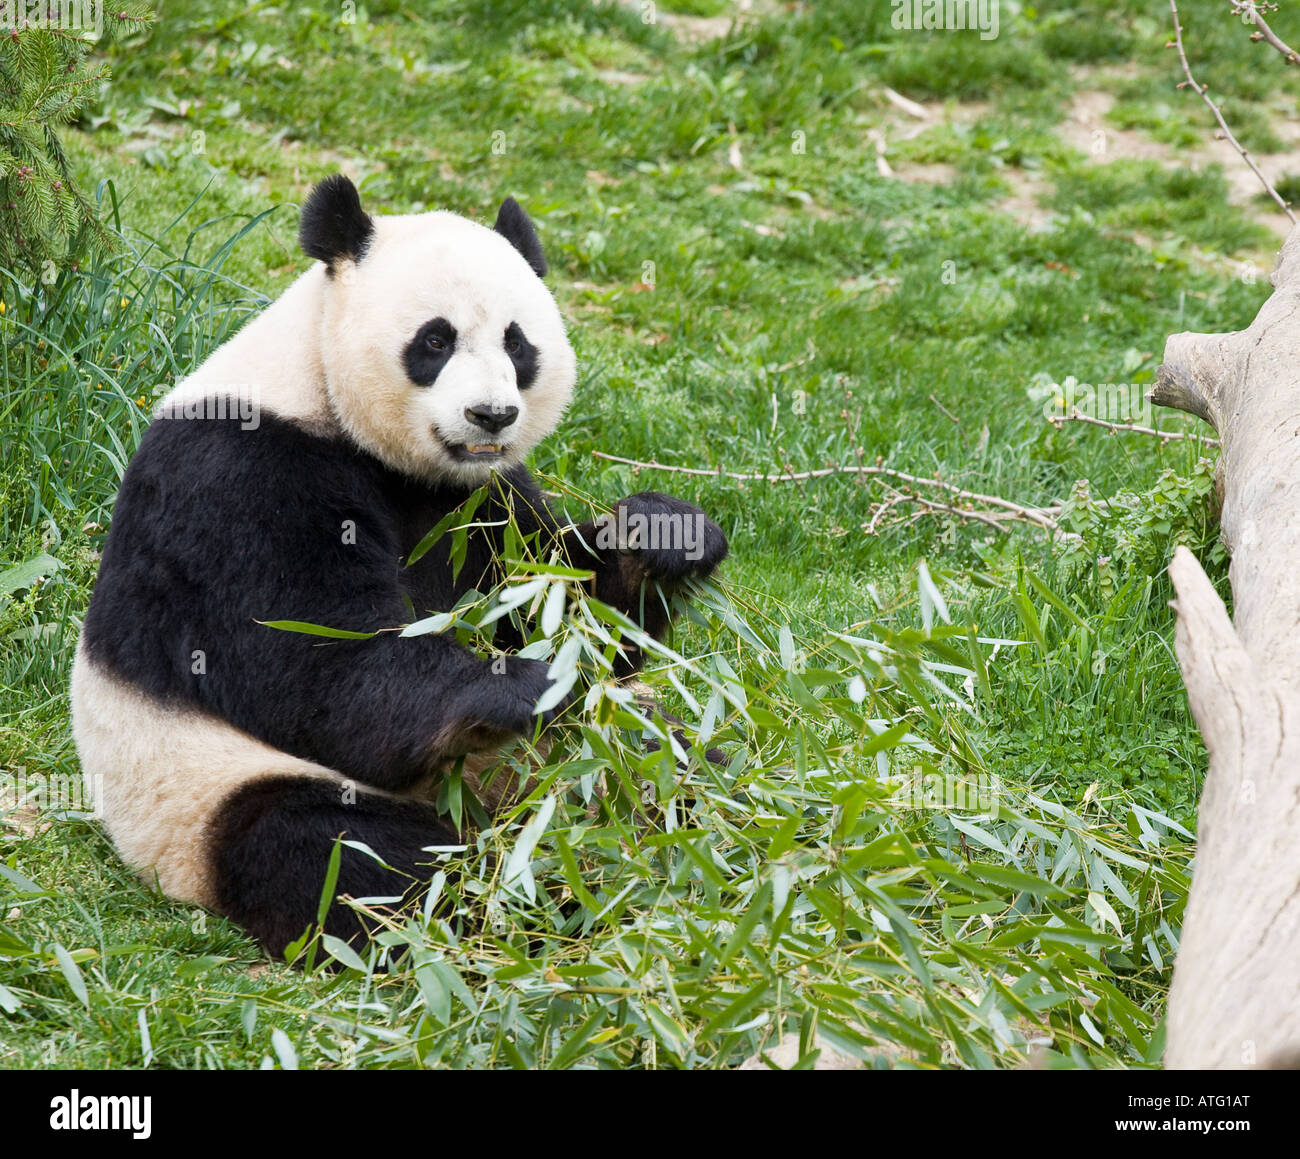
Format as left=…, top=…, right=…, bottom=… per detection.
left=71, top=175, right=728, bottom=957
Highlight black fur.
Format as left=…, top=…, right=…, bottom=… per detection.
left=83, top=412, right=572, bottom=789
left=493, top=197, right=547, bottom=277
left=209, top=776, right=458, bottom=955
left=299, top=175, right=374, bottom=270
left=403, top=316, right=458, bottom=386
left=504, top=321, right=538, bottom=389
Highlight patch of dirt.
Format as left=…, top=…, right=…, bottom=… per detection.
left=1058, top=89, right=1170, bottom=163
left=612, top=0, right=784, bottom=44
left=594, top=69, right=650, bottom=86
left=1, top=805, right=43, bottom=838
left=995, top=170, right=1058, bottom=232
left=872, top=75, right=1294, bottom=246
left=892, top=161, right=959, bottom=185
left=658, top=13, right=735, bottom=42
left=1058, top=89, right=1294, bottom=241
left=917, top=98, right=992, bottom=126
left=872, top=93, right=1058, bottom=230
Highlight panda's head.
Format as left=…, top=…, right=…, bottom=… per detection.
left=298, top=175, right=577, bottom=485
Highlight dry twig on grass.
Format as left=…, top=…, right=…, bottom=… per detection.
left=592, top=450, right=1072, bottom=538
left=1049, top=408, right=1222, bottom=446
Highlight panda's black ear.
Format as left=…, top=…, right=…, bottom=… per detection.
left=494, top=197, right=547, bottom=278
left=299, top=175, right=374, bottom=270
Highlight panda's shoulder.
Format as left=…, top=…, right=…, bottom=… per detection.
left=129, top=410, right=374, bottom=498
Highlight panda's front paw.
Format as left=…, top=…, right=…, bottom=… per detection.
left=436, top=657, right=572, bottom=756
left=602, top=492, right=728, bottom=582
left=501, top=655, right=575, bottom=730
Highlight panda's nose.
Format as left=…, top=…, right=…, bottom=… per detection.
left=465, top=404, right=519, bottom=434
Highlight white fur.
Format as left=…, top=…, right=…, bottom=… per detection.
left=160, top=269, right=332, bottom=430
left=158, top=207, right=577, bottom=485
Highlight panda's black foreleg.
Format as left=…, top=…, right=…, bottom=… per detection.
left=208, top=775, right=457, bottom=959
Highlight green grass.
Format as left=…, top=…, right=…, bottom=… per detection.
left=0, top=0, right=1286, bottom=1068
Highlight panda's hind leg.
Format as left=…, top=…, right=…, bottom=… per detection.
left=208, top=776, right=459, bottom=958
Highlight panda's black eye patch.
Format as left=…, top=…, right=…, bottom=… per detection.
left=504, top=322, right=538, bottom=389
left=404, top=317, right=457, bottom=386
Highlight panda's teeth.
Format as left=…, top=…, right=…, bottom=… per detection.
left=465, top=443, right=502, bottom=455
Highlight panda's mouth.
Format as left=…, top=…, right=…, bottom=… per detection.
left=444, top=440, right=506, bottom=462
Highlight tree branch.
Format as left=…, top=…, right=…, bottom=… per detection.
left=1232, top=1, right=1300, bottom=64
left=1168, top=0, right=1297, bottom=224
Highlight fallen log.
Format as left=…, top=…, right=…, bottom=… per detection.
left=1151, top=229, right=1300, bottom=1069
